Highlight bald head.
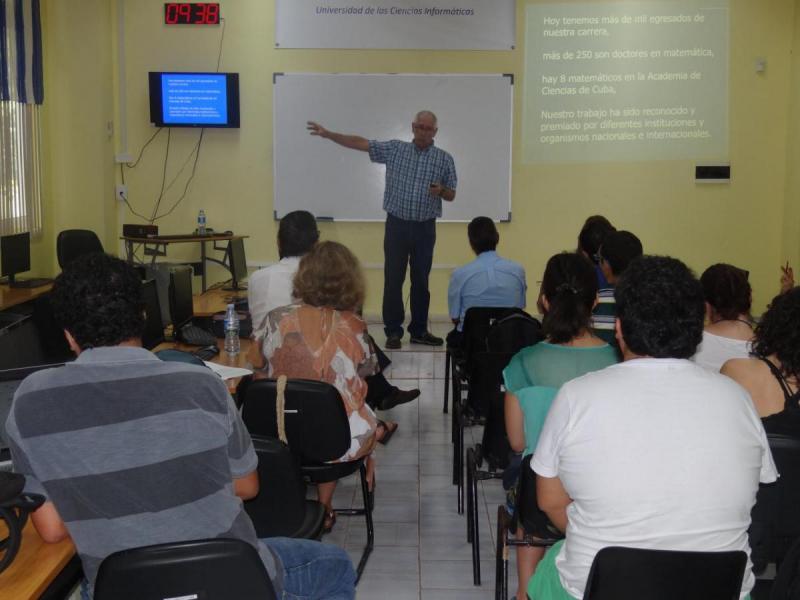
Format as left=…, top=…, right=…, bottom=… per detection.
left=415, top=110, right=438, bottom=126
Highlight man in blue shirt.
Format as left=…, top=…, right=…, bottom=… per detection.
left=446, top=217, right=526, bottom=345
left=307, top=111, right=457, bottom=349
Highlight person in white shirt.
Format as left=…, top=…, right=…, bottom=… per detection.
left=529, top=255, right=777, bottom=600
left=692, top=263, right=754, bottom=372
left=249, top=211, right=419, bottom=414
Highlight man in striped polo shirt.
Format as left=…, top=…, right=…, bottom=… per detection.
left=5, top=253, right=355, bottom=599
left=591, top=230, right=643, bottom=346
left=307, top=110, right=457, bottom=350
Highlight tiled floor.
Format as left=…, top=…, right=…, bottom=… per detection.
left=316, top=322, right=508, bottom=600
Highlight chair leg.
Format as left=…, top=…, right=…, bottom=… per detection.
left=354, top=463, right=374, bottom=584
left=471, top=450, right=481, bottom=586
left=466, top=448, right=474, bottom=543
left=456, top=399, right=464, bottom=514
left=443, top=349, right=450, bottom=413
left=333, top=464, right=374, bottom=585
left=496, top=505, right=508, bottom=600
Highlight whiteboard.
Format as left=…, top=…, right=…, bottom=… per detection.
left=273, top=73, right=513, bottom=222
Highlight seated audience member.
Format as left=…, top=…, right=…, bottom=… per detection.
left=447, top=217, right=526, bottom=345
left=529, top=255, right=776, bottom=600
left=722, top=287, right=800, bottom=425
left=693, top=263, right=754, bottom=372
left=249, top=241, right=382, bottom=531
left=249, top=210, right=418, bottom=412
left=503, top=252, right=617, bottom=600
left=577, top=215, right=616, bottom=289
left=5, top=254, right=355, bottom=599
left=591, top=230, right=643, bottom=344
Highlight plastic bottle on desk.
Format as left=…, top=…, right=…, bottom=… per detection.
left=224, top=303, right=240, bottom=355
left=197, top=209, right=207, bottom=236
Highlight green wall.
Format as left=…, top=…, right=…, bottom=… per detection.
left=38, top=0, right=800, bottom=315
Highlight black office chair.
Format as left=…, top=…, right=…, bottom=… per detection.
left=445, top=306, right=528, bottom=415
left=454, top=311, right=542, bottom=514
left=245, top=436, right=326, bottom=540
left=494, top=455, right=563, bottom=598
left=750, top=431, right=800, bottom=574
left=240, top=378, right=374, bottom=583
left=56, top=229, right=104, bottom=269
left=583, top=546, right=747, bottom=600
left=93, top=538, right=277, bottom=600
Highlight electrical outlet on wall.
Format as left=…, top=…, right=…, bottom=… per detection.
left=116, top=184, right=128, bottom=202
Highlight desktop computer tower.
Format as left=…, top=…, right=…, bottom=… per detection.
left=144, top=263, right=194, bottom=327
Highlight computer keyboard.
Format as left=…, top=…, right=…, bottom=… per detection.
left=178, top=323, right=218, bottom=347
left=192, top=345, right=220, bottom=361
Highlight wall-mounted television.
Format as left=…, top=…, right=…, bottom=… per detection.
left=149, top=72, right=240, bottom=128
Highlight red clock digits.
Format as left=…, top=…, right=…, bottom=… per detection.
left=205, top=4, right=219, bottom=24
left=165, top=3, right=179, bottom=24
left=178, top=3, right=191, bottom=21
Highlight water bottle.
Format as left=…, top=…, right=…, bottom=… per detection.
left=197, top=209, right=207, bottom=236
left=224, top=303, right=240, bottom=355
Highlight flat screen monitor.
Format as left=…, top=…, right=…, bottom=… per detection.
left=149, top=72, right=240, bottom=128
left=223, top=238, right=248, bottom=291
left=141, top=279, right=165, bottom=350
left=168, top=267, right=194, bottom=330
left=1, top=232, right=31, bottom=284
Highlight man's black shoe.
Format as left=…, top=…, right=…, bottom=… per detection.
left=379, top=388, right=421, bottom=411
left=409, top=332, right=444, bottom=346
left=385, top=335, right=402, bottom=350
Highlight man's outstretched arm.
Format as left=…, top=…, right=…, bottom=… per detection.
left=307, top=121, right=369, bottom=152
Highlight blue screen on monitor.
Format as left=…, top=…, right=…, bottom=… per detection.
left=161, top=73, right=227, bottom=125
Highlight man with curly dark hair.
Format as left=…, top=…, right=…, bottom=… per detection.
left=5, top=253, right=356, bottom=599
left=527, top=255, right=776, bottom=600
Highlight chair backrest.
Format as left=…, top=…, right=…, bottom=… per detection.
left=583, top=546, right=747, bottom=600
left=244, top=436, right=312, bottom=538
left=485, top=311, right=543, bottom=354
left=461, top=307, right=529, bottom=364
left=241, top=378, right=351, bottom=464
left=93, top=538, right=276, bottom=600
left=769, top=535, right=800, bottom=600
left=56, top=229, right=104, bottom=269
left=750, top=432, right=800, bottom=567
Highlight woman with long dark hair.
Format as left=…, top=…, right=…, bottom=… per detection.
left=503, top=252, right=618, bottom=600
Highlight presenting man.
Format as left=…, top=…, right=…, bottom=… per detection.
left=5, top=253, right=356, bottom=598
left=307, top=110, right=457, bottom=349
left=529, top=255, right=776, bottom=600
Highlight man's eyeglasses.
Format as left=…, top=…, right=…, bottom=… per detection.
left=412, top=123, right=436, bottom=132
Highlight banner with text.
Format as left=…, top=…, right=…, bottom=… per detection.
left=275, top=0, right=515, bottom=49
left=523, top=1, right=728, bottom=163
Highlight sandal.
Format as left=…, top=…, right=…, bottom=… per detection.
left=323, top=510, right=336, bottom=533
left=377, top=420, right=398, bottom=445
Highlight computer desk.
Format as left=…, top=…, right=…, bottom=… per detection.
left=121, top=233, right=248, bottom=293
left=0, top=520, right=75, bottom=600
left=192, top=285, right=248, bottom=317
left=0, top=282, right=52, bottom=312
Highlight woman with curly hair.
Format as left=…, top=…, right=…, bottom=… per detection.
left=693, top=263, right=754, bottom=372
left=503, top=252, right=618, bottom=600
left=722, top=287, right=800, bottom=424
left=248, top=240, right=383, bottom=530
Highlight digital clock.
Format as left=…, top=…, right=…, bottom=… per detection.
left=164, top=3, right=220, bottom=25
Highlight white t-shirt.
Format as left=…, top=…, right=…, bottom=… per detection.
left=247, top=256, right=300, bottom=335
left=532, top=358, right=777, bottom=599
left=692, top=331, right=752, bottom=372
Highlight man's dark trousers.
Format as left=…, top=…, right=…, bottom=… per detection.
left=383, top=213, right=436, bottom=338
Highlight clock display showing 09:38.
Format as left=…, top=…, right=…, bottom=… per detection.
left=164, top=3, right=220, bottom=25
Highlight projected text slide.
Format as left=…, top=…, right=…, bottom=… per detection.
left=162, top=75, right=228, bottom=125
left=523, top=1, right=728, bottom=163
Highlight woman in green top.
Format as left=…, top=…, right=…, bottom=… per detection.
left=503, top=252, right=618, bottom=600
